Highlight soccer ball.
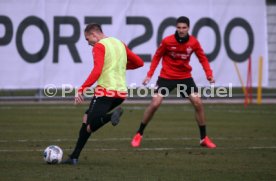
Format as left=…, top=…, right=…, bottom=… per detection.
left=43, top=145, right=63, bottom=164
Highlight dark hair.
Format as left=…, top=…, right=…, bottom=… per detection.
left=176, top=16, right=190, bottom=27
left=84, top=23, right=103, bottom=33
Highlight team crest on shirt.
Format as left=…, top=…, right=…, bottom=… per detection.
left=186, top=47, right=192, bottom=54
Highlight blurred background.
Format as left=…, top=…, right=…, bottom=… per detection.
left=0, top=0, right=275, bottom=102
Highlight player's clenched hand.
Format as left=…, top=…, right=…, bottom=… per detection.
left=75, top=92, right=84, bottom=104
left=207, top=76, right=215, bottom=84
left=142, top=76, right=151, bottom=86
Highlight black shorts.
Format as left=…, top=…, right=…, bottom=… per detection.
left=84, top=96, right=123, bottom=125
left=154, top=77, right=198, bottom=97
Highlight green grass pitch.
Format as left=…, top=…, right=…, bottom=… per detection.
left=0, top=103, right=276, bottom=181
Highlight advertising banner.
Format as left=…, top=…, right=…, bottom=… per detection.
left=0, top=0, right=268, bottom=88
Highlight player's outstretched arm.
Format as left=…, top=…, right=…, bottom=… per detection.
left=125, top=45, right=144, bottom=69
left=142, top=76, right=151, bottom=86
left=207, top=76, right=215, bottom=84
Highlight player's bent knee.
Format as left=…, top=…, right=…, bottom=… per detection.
left=86, top=124, right=92, bottom=133
left=193, top=99, right=203, bottom=110
left=151, top=101, right=162, bottom=109
left=89, top=117, right=109, bottom=133
left=82, top=114, right=88, bottom=124
left=151, top=96, right=163, bottom=109
left=189, top=95, right=202, bottom=108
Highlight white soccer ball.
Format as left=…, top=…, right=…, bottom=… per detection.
left=43, top=145, right=63, bottom=164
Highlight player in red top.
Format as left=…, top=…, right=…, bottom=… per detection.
left=62, top=23, right=144, bottom=165
left=131, top=16, right=216, bottom=148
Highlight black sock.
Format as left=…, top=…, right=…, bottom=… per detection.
left=199, top=125, right=206, bottom=140
left=137, top=122, right=147, bottom=135
left=70, top=123, right=91, bottom=159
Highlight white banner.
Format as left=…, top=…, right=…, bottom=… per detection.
left=0, top=0, right=268, bottom=89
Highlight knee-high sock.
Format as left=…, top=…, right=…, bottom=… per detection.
left=70, top=123, right=91, bottom=159
left=199, top=125, right=206, bottom=140
left=137, top=122, right=147, bottom=135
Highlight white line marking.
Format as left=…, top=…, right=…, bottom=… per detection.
left=0, top=146, right=276, bottom=153
left=0, top=137, right=275, bottom=143
left=0, top=105, right=275, bottom=114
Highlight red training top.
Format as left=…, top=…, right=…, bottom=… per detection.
left=147, top=34, right=213, bottom=80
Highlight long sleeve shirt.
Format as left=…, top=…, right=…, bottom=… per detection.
left=147, top=34, right=213, bottom=80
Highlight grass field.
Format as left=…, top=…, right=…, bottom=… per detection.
left=0, top=103, right=276, bottom=181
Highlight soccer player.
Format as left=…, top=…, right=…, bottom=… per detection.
left=62, top=23, right=144, bottom=165
left=131, top=16, right=216, bottom=148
